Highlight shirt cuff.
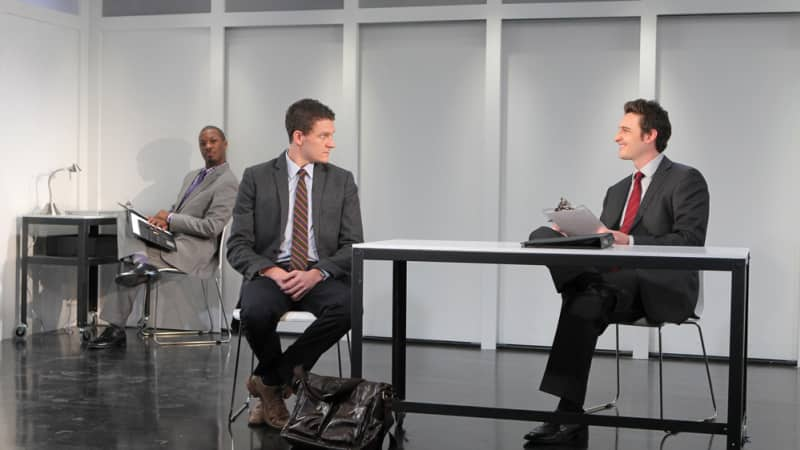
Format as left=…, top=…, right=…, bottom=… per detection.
left=628, top=235, right=634, bottom=246
left=167, top=213, right=174, bottom=223
left=317, top=268, right=330, bottom=280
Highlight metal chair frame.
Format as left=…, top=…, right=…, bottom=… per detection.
left=138, top=222, right=232, bottom=346
left=228, top=309, right=351, bottom=423
left=586, top=275, right=717, bottom=422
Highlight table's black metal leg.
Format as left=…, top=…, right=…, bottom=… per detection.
left=392, top=260, right=407, bottom=431
left=392, top=261, right=407, bottom=400
left=76, top=222, right=89, bottom=330
left=351, top=248, right=364, bottom=378
left=727, top=264, right=747, bottom=448
left=18, top=219, right=30, bottom=336
left=743, top=264, right=750, bottom=432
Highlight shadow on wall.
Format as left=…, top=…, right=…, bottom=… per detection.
left=128, top=138, right=192, bottom=213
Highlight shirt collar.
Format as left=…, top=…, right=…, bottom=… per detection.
left=285, top=150, right=315, bottom=179
left=637, top=153, right=664, bottom=179
left=204, top=161, right=227, bottom=175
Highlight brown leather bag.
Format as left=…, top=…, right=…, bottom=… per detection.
left=281, top=372, right=395, bottom=450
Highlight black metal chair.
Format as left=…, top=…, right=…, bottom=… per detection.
left=586, top=275, right=717, bottom=422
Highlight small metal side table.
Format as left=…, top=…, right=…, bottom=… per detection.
left=17, top=214, right=118, bottom=339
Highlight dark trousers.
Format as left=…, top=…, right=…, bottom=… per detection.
left=531, top=227, right=646, bottom=406
left=239, top=275, right=351, bottom=386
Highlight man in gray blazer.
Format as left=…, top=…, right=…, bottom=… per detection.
left=524, top=99, right=710, bottom=447
left=226, top=99, right=363, bottom=429
left=88, top=125, right=239, bottom=349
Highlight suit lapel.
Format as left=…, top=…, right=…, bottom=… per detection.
left=630, top=156, right=673, bottom=231
left=173, top=170, right=199, bottom=211
left=605, top=178, right=631, bottom=229
left=312, top=164, right=326, bottom=233
left=274, top=155, right=290, bottom=237
left=175, top=165, right=226, bottom=213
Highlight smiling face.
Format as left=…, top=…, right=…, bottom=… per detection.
left=290, top=118, right=335, bottom=166
left=198, top=128, right=227, bottom=168
left=614, top=112, right=658, bottom=168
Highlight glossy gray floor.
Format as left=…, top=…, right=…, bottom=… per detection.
left=0, top=329, right=793, bottom=450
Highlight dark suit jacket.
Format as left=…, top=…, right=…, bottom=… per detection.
left=599, top=156, right=710, bottom=323
left=226, top=152, right=364, bottom=281
left=160, top=163, right=239, bottom=278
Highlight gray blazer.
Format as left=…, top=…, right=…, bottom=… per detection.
left=160, top=163, right=239, bottom=279
left=600, top=156, right=710, bottom=323
left=227, top=152, right=364, bottom=281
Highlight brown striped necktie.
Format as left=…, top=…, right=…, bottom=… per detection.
left=290, top=168, right=309, bottom=271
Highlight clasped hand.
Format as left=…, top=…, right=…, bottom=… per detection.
left=261, top=266, right=324, bottom=301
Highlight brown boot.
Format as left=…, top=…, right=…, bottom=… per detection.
left=248, top=375, right=289, bottom=430
left=247, top=397, right=265, bottom=427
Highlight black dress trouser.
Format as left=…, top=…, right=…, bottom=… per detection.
left=531, top=226, right=646, bottom=406
left=239, top=273, right=351, bottom=386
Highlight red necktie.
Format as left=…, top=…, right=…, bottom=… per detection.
left=620, top=171, right=644, bottom=234
left=290, top=169, right=309, bottom=271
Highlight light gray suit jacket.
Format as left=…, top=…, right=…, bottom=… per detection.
left=160, top=162, right=239, bottom=278
left=227, top=152, right=363, bottom=281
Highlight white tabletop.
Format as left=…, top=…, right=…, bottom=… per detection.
left=354, top=239, right=749, bottom=261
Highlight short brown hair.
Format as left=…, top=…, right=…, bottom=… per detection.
left=624, top=99, right=671, bottom=152
left=285, top=99, right=335, bottom=142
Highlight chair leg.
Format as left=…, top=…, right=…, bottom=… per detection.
left=585, top=324, right=620, bottom=414
left=690, top=321, right=718, bottom=421
left=149, top=275, right=226, bottom=346
left=336, top=341, right=343, bottom=378
left=214, top=277, right=231, bottom=344
left=228, top=331, right=243, bottom=423
left=658, top=325, right=664, bottom=420
left=346, top=331, right=352, bottom=377
left=229, top=331, right=253, bottom=423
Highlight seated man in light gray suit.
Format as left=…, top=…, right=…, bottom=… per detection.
left=88, top=125, right=239, bottom=349
left=227, top=99, right=363, bottom=429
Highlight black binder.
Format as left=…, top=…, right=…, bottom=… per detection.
left=521, top=232, right=614, bottom=249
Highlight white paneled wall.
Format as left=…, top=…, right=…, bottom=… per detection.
left=657, top=14, right=800, bottom=360
left=360, top=21, right=486, bottom=342
left=498, top=18, right=641, bottom=350
left=0, top=9, right=81, bottom=337
left=4, top=0, right=800, bottom=364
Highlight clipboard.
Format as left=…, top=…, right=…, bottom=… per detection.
left=543, top=205, right=604, bottom=237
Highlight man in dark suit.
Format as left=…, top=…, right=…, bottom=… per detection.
left=226, top=99, right=363, bottom=429
left=89, top=126, right=238, bottom=349
left=524, top=99, right=710, bottom=447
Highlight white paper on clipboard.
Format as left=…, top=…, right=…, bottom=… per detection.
left=544, top=206, right=605, bottom=237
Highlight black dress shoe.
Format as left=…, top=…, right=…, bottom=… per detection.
left=87, top=325, right=127, bottom=349
left=115, top=262, right=160, bottom=287
left=523, top=422, right=587, bottom=446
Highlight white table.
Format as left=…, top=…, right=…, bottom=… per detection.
left=350, top=239, right=750, bottom=448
